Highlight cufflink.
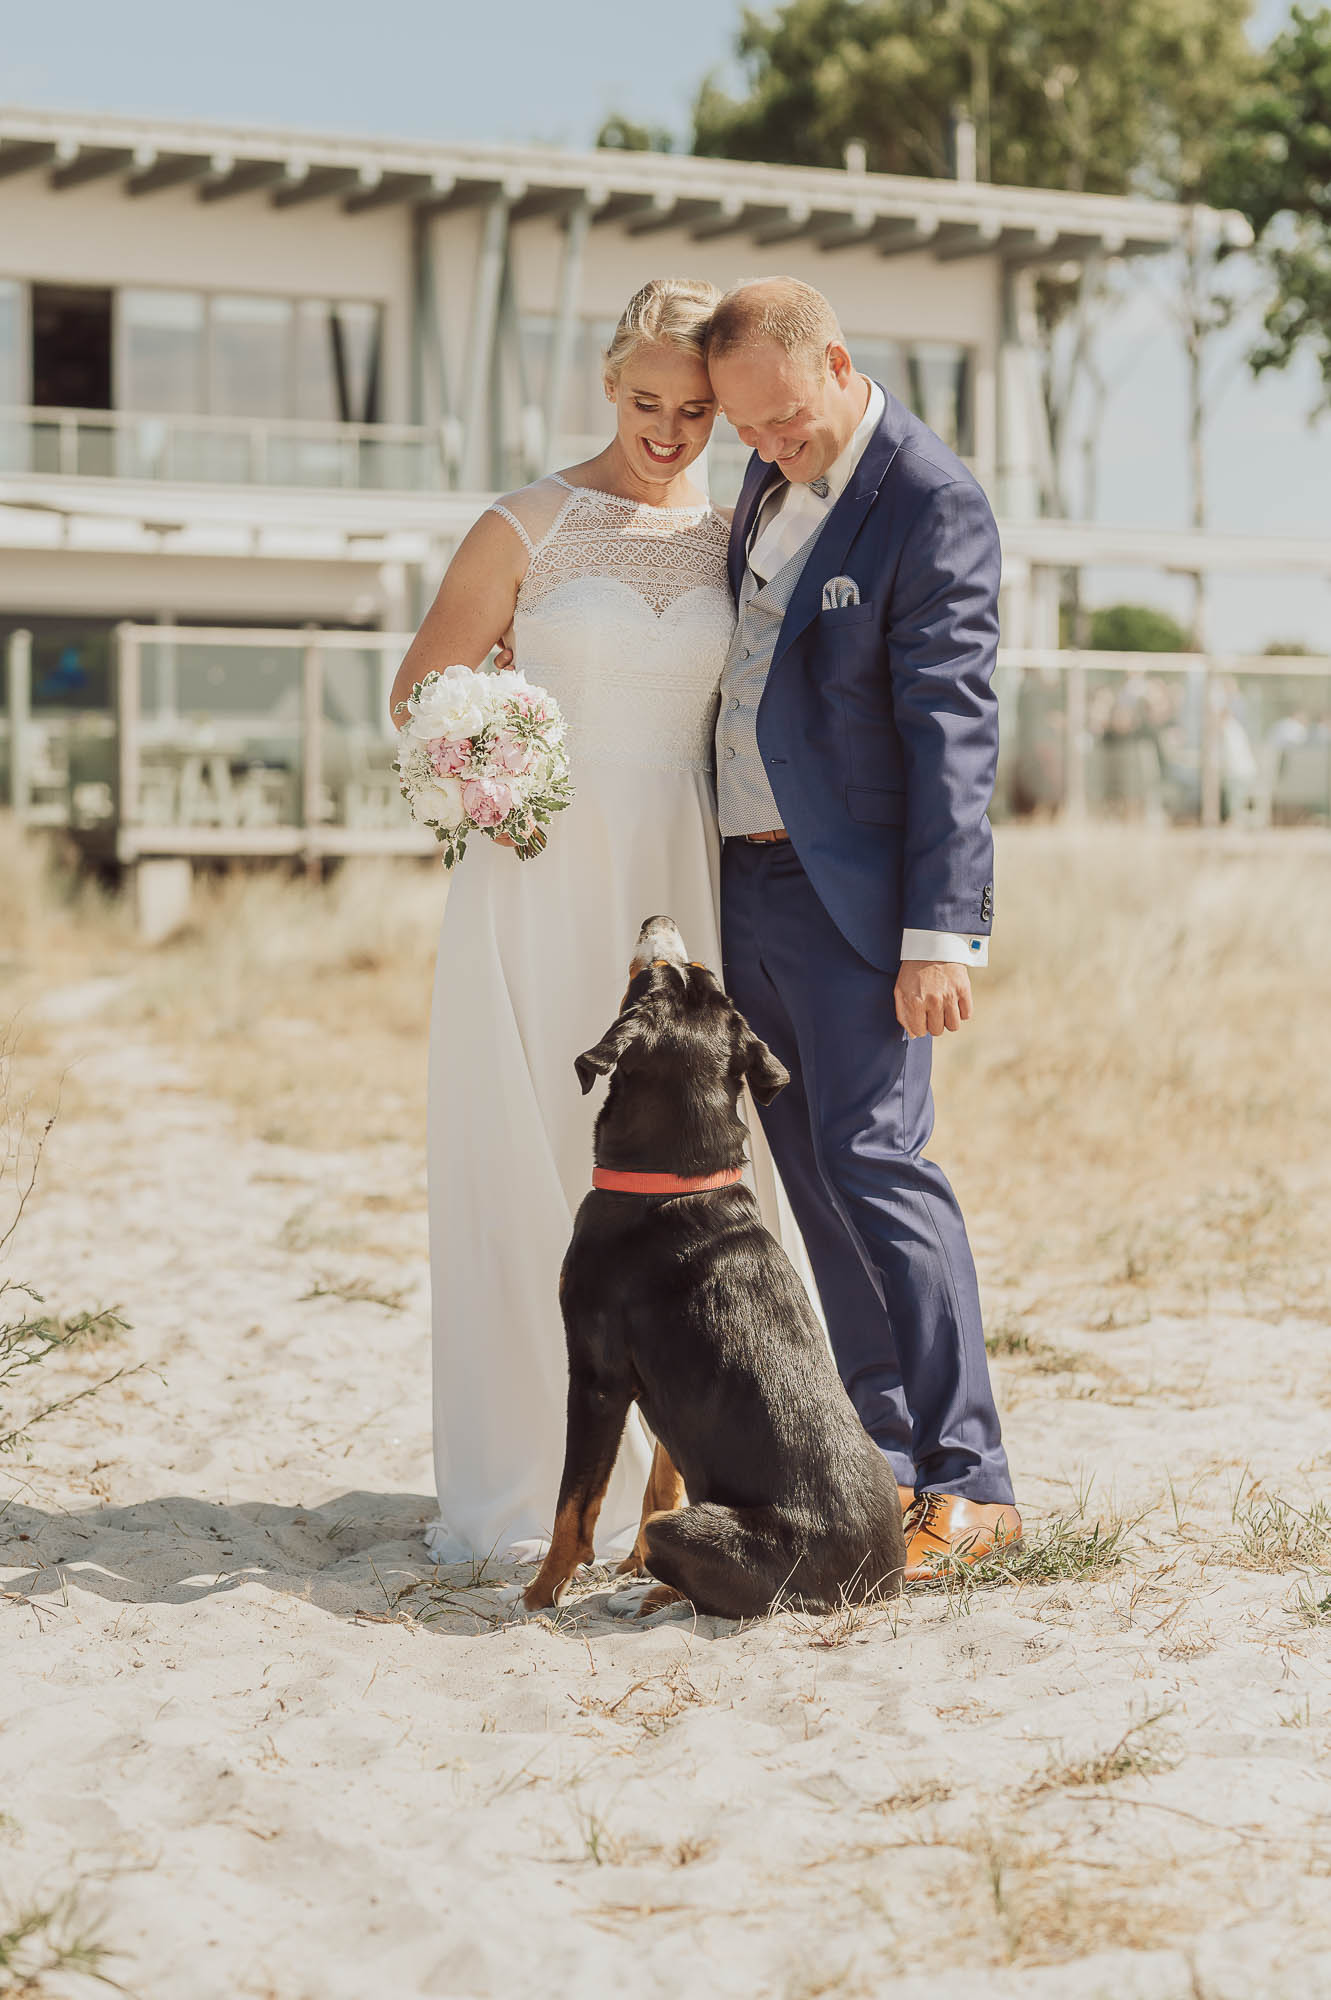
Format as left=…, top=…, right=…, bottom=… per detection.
left=970, top=939, right=982, bottom=952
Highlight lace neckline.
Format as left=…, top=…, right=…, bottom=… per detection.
left=551, top=472, right=713, bottom=518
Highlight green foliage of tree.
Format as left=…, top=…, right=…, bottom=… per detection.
left=691, top=0, right=1254, bottom=200
left=689, top=0, right=1256, bottom=564
left=596, top=114, right=676, bottom=154
left=1209, top=5, right=1331, bottom=403
left=1087, top=604, right=1192, bottom=652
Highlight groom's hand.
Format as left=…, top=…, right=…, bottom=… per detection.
left=895, top=961, right=973, bottom=1039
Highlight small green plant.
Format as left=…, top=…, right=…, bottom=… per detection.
left=923, top=1514, right=1134, bottom=1613
left=0, top=1888, right=122, bottom=1994
left=1226, top=1486, right=1331, bottom=1574
left=571, top=1800, right=625, bottom=1868
left=299, top=1275, right=410, bottom=1312
left=1022, top=1703, right=1178, bottom=1799
left=984, top=1321, right=1081, bottom=1373
left=1, top=1286, right=133, bottom=1456
left=1293, top=1581, right=1331, bottom=1627
left=1, top=1043, right=139, bottom=1457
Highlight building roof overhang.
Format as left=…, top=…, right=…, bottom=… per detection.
left=1, top=476, right=1322, bottom=576
left=0, top=104, right=1251, bottom=264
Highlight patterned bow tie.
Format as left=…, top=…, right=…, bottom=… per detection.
left=810, top=477, right=831, bottom=499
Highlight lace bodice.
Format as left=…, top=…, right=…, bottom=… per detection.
left=488, top=475, right=734, bottom=771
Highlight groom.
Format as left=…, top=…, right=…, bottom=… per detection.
left=705, top=278, right=1020, bottom=1578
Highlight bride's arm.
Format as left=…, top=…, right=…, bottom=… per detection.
left=388, top=511, right=527, bottom=729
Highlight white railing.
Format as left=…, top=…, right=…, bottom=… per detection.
left=4, top=629, right=1328, bottom=851
left=996, top=647, right=1331, bottom=828
left=0, top=405, right=461, bottom=493
left=2, top=624, right=434, bottom=860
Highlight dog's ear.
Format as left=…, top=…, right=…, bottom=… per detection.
left=738, top=1026, right=789, bottom=1106
left=574, top=1009, right=647, bottom=1095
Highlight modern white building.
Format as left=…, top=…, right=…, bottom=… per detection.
left=1, top=102, right=1326, bottom=868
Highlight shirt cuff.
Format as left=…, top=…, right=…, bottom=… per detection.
left=901, top=929, right=989, bottom=967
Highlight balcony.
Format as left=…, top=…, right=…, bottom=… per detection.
left=0, top=404, right=460, bottom=493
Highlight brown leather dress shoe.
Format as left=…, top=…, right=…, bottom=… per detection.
left=898, top=1486, right=916, bottom=1514
left=903, top=1494, right=1022, bottom=1582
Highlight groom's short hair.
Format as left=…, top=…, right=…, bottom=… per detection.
left=705, top=278, right=844, bottom=376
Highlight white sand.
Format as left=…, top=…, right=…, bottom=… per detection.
left=3, top=1007, right=1331, bottom=1999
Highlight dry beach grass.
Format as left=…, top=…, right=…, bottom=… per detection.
left=2, top=815, right=1330, bottom=1998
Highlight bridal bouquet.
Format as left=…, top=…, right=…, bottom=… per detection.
left=393, top=663, right=572, bottom=868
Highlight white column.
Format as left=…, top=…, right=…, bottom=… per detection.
left=461, top=192, right=511, bottom=490
left=301, top=630, right=324, bottom=847
left=6, top=628, right=32, bottom=825
left=112, top=622, right=141, bottom=860
left=996, top=264, right=1053, bottom=519
left=544, top=194, right=591, bottom=473
left=155, top=608, right=178, bottom=727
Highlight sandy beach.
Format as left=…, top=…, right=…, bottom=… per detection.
left=4, top=829, right=1331, bottom=1999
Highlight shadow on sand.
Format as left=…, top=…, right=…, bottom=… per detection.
left=0, top=1487, right=720, bottom=1637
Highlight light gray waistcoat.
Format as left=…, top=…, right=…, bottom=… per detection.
left=715, top=533, right=820, bottom=838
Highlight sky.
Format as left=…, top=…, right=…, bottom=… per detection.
left=2, top=0, right=1326, bottom=649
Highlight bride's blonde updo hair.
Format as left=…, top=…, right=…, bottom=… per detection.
left=602, top=277, right=721, bottom=389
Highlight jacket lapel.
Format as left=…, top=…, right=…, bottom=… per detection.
left=770, top=390, right=907, bottom=666
left=727, top=452, right=782, bottom=601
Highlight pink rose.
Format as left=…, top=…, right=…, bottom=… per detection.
left=506, top=689, right=552, bottom=724
left=462, top=776, right=514, bottom=828
left=490, top=729, right=535, bottom=777
left=429, top=736, right=471, bottom=777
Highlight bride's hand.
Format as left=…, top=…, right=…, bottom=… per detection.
left=493, top=644, right=516, bottom=671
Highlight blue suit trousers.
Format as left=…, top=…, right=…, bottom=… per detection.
left=721, top=838, right=1014, bottom=1504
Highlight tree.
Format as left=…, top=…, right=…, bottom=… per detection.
left=693, top=0, right=1255, bottom=647
left=596, top=114, right=677, bottom=154
left=1087, top=604, right=1191, bottom=652
left=692, top=0, right=1251, bottom=198
left=1209, top=5, right=1331, bottom=408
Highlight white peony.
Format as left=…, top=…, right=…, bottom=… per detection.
left=424, top=774, right=467, bottom=827
left=407, top=663, right=490, bottom=744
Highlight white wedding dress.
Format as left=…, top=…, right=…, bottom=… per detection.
left=423, top=474, right=803, bottom=1566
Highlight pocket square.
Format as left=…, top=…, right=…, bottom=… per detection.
left=821, top=575, right=861, bottom=610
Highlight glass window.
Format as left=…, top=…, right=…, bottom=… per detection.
left=519, top=312, right=554, bottom=418
left=848, top=335, right=973, bottom=457
left=576, top=319, right=617, bottom=435
left=120, top=289, right=205, bottom=413
left=294, top=300, right=383, bottom=423
left=848, top=335, right=910, bottom=407
left=517, top=313, right=615, bottom=444
left=907, top=341, right=972, bottom=456
left=0, top=280, right=23, bottom=404
left=294, top=301, right=339, bottom=422
left=209, top=295, right=293, bottom=417
left=331, top=301, right=382, bottom=424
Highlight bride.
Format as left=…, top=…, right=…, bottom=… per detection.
left=391, top=276, right=795, bottom=1566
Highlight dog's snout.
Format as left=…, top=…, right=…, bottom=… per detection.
left=630, top=915, right=687, bottom=977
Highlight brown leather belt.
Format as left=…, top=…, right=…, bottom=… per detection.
left=742, top=829, right=790, bottom=845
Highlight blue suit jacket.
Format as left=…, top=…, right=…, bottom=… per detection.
left=727, top=385, right=1000, bottom=973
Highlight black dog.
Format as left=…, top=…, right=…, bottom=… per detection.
left=521, top=915, right=905, bottom=1621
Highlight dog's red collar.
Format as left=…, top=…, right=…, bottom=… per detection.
left=592, top=1166, right=744, bottom=1196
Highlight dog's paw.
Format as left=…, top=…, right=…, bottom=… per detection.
left=605, top=1582, right=693, bottom=1627
left=496, top=1583, right=556, bottom=1620
left=605, top=1583, right=651, bottom=1620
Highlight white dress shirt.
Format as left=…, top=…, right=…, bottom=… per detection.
left=743, top=380, right=989, bottom=969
